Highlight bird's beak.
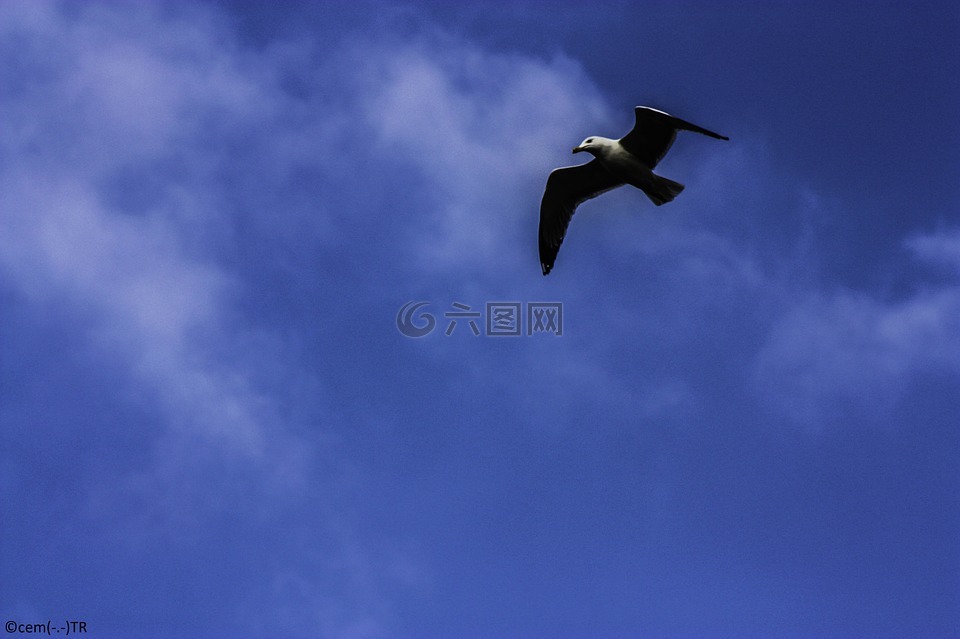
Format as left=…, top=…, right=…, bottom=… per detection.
left=572, top=146, right=584, bottom=154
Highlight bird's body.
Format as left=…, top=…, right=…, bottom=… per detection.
left=580, top=136, right=677, bottom=204
left=538, top=106, right=728, bottom=275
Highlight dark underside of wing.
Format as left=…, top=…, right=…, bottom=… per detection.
left=539, top=160, right=623, bottom=275
left=619, top=106, right=729, bottom=169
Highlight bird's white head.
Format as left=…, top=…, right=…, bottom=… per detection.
left=572, top=136, right=612, bottom=156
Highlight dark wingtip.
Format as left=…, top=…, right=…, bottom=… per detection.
left=700, top=129, right=729, bottom=141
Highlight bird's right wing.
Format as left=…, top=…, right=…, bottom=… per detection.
left=539, top=160, right=623, bottom=275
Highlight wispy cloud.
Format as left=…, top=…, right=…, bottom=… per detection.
left=352, top=34, right=610, bottom=269
left=907, top=226, right=960, bottom=274
left=0, top=2, right=285, bottom=459
left=755, top=228, right=960, bottom=422
left=0, top=2, right=378, bottom=634
left=0, top=2, right=625, bottom=634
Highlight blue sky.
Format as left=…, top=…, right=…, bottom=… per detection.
left=1, top=1, right=958, bottom=637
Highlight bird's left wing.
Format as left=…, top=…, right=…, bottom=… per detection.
left=539, top=160, right=623, bottom=275
left=620, top=106, right=729, bottom=169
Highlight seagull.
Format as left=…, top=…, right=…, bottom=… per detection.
left=538, top=106, right=728, bottom=275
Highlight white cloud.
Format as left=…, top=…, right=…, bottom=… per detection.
left=620, top=133, right=960, bottom=426
left=906, top=226, right=960, bottom=274
left=2, top=2, right=630, bottom=633
left=352, top=35, right=611, bottom=267
left=755, top=228, right=960, bottom=422
left=0, top=2, right=284, bottom=458
left=1, top=3, right=403, bottom=634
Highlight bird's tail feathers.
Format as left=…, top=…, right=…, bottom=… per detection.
left=645, top=174, right=685, bottom=206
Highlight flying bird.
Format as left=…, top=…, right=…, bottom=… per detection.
left=538, top=106, right=728, bottom=275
